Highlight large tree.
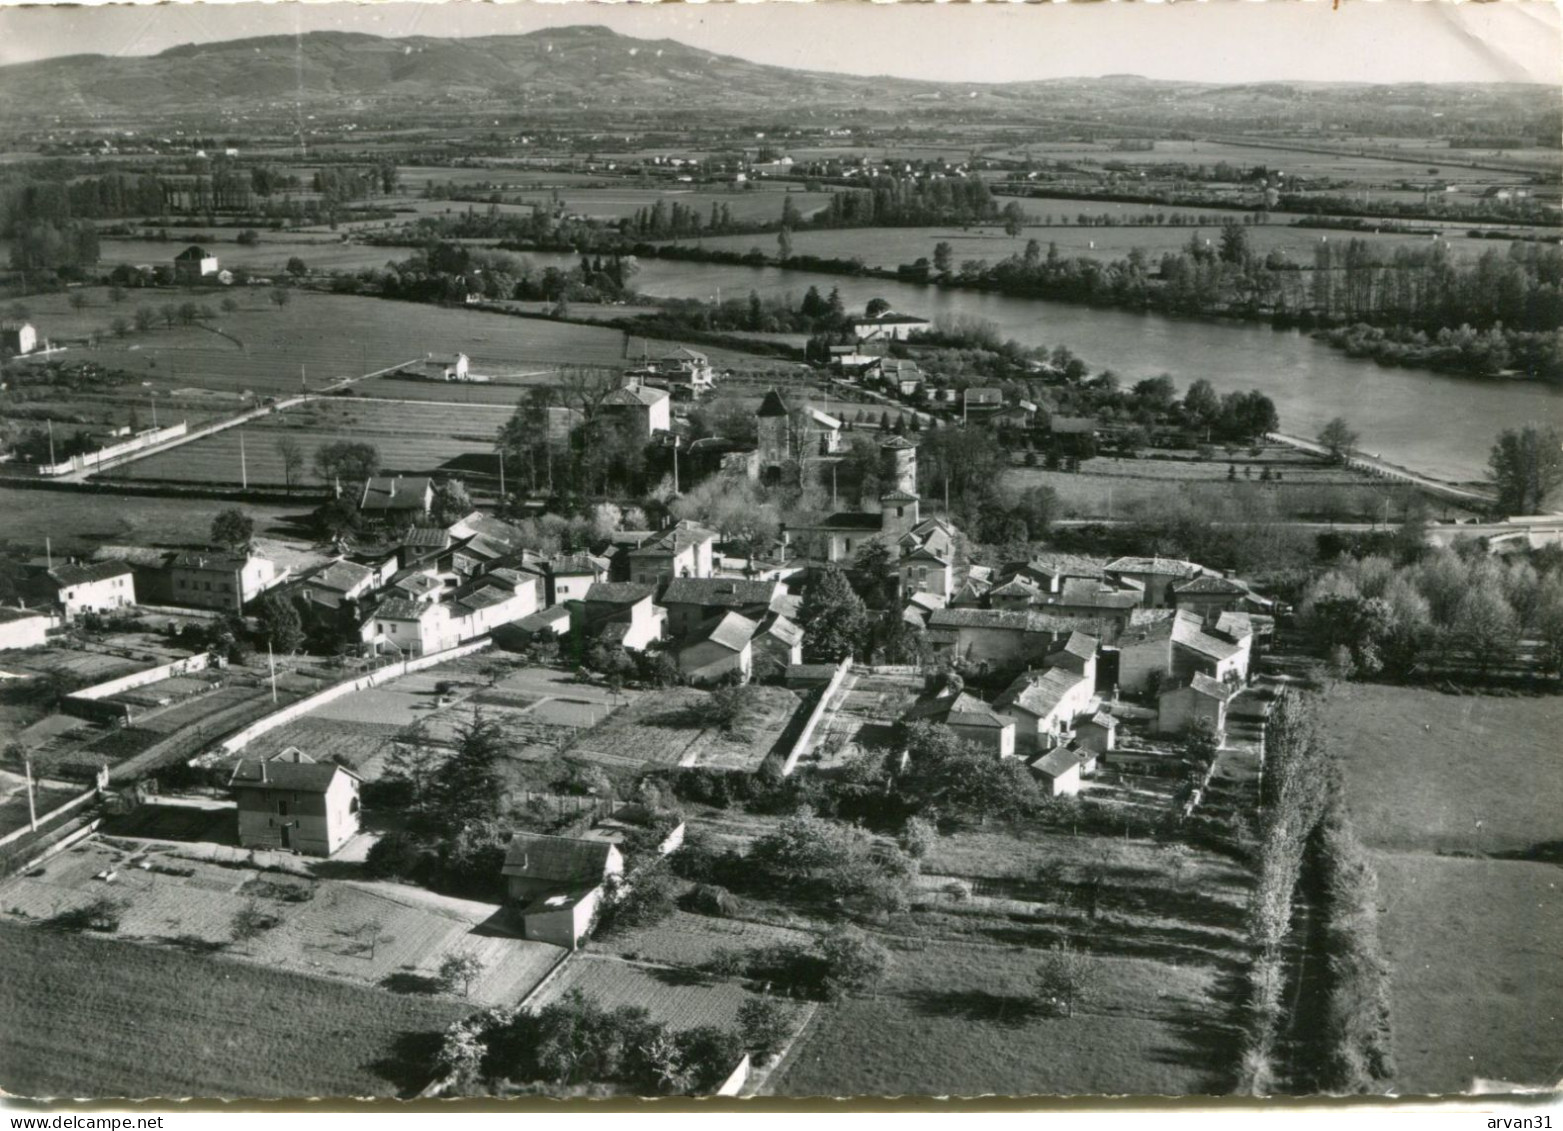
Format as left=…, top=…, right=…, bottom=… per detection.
left=1488, top=426, right=1563, bottom=516
left=797, top=564, right=869, bottom=662
left=1317, top=417, right=1359, bottom=464
left=255, top=592, right=303, bottom=655
left=210, top=507, right=254, bottom=552
left=431, top=478, right=473, bottom=527
left=275, top=436, right=304, bottom=498
left=314, top=440, right=380, bottom=485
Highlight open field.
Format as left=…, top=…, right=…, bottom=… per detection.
left=1003, top=453, right=1452, bottom=522
left=672, top=217, right=1503, bottom=271
left=0, top=838, right=563, bottom=1005
left=108, top=397, right=513, bottom=486
left=17, top=291, right=656, bottom=400
left=574, top=685, right=803, bottom=772
left=0, top=485, right=313, bottom=556
left=0, top=918, right=470, bottom=1099
left=770, top=937, right=1228, bottom=1098
left=1372, top=852, right=1563, bottom=1094
left=89, top=236, right=409, bottom=275
left=1328, top=685, right=1563, bottom=855
left=531, top=952, right=757, bottom=1033
left=598, top=908, right=816, bottom=969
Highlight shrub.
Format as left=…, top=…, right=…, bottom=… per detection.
left=703, top=947, right=746, bottom=977
left=231, top=899, right=282, bottom=942
left=598, top=865, right=678, bottom=934
left=819, top=928, right=891, bottom=1001
left=51, top=894, right=129, bottom=933
left=684, top=882, right=740, bottom=918
left=737, top=997, right=794, bottom=1062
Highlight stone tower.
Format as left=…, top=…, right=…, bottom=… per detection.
left=756, top=389, right=792, bottom=479
left=878, top=435, right=920, bottom=538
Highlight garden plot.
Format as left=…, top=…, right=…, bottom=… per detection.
left=807, top=671, right=919, bottom=771
left=242, top=716, right=403, bottom=773
left=598, top=909, right=816, bottom=970
left=531, top=953, right=758, bottom=1033
left=0, top=839, right=562, bottom=1006
left=573, top=686, right=803, bottom=772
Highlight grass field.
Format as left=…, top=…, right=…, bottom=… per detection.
left=1327, top=684, right=1563, bottom=855
left=530, top=953, right=757, bottom=1033
left=1003, top=450, right=1446, bottom=522
left=672, top=218, right=1496, bottom=270
left=108, top=397, right=513, bottom=486
left=0, top=485, right=314, bottom=556
left=89, top=236, right=408, bottom=276
left=22, top=291, right=658, bottom=400
left=0, top=919, right=470, bottom=1099
left=770, top=938, right=1227, bottom=1098
left=1371, top=853, right=1563, bottom=1094
left=1324, top=683, right=1563, bottom=1094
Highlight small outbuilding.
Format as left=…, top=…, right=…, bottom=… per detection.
left=502, top=832, right=625, bottom=950
left=229, top=748, right=362, bottom=856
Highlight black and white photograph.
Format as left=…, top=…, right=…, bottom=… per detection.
left=0, top=0, right=1558, bottom=1106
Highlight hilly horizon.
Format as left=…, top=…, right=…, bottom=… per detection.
left=0, top=24, right=1544, bottom=126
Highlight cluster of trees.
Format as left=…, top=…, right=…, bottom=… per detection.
left=1299, top=544, right=1563, bottom=681
left=438, top=988, right=746, bottom=1095
left=809, top=174, right=1001, bottom=230
left=8, top=219, right=100, bottom=272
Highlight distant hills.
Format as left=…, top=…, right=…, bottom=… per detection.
left=0, top=25, right=1543, bottom=125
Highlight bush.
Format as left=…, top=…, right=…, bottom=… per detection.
left=231, top=899, right=282, bottom=942
left=50, top=894, right=129, bottom=933
left=598, top=865, right=678, bottom=935
left=737, top=997, right=794, bottom=1062
left=683, top=882, right=741, bottom=918
left=703, top=947, right=746, bottom=977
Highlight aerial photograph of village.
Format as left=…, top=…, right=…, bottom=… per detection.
left=0, top=0, right=1557, bottom=1110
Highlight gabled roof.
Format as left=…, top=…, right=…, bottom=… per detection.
left=660, top=577, right=780, bottom=608
left=1030, top=744, right=1090, bottom=779
left=688, top=610, right=759, bottom=653
left=585, top=582, right=656, bottom=606
left=629, top=521, right=718, bottom=557
left=1048, top=630, right=1100, bottom=663
left=994, top=667, right=1088, bottom=718
left=990, top=576, right=1042, bottom=599
left=603, top=384, right=670, bottom=408
left=1055, top=577, right=1141, bottom=611
left=0, top=606, right=48, bottom=625
left=963, top=387, right=1002, bottom=405
left=1106, top=556, right=1203, bottom=579
left=1171, top=608, right=1246, bottom=662
left=757, top=613, right=803, bottom=647
left=361, top=476, right=432, bottom=513
left=879, top=488, right=921, bottom=504
left=170, top=551, right=255, bottom=572
left=305, top=559, right=374, bottom=592
left=805, top=407, right=842, bottom=430
left=927, top=607, right=1100, bottom=635
left=1173, top=574, right=1249, bottom=595
left=1081, top=711, right=1119, bottom=730
left=230, top=748, right=358, bottom=792
left=174, top=245, right=212, bottom=260
left=44, top=560, right=133, bottom=587
left=879, top=436, right=917, bottom=451
left=374, top=597, right=433, bottom=622
left=545, top=553, right=603, bottom=577
left=1117, top=609, right=1177, bottom=648
left=853, top=311, right=930, bottom=326
left=906, top=690, right=1011, bottom=730
left=1166, top=671, right=1238, bottom=701
left=901, top=545, right=949, bottom=565
left=1214, top=610, right=1254, bottom=640
left=512, top=605, right=572, bottom=632
left=401, top=527, right=452, bottom=549
left=501, top=831, right=618, bottom=884
left=662, top=347, right=708, bottom=363
left=756, top=389, right=792, bottom=418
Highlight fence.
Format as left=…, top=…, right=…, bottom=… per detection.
left=35, top=422, right=189, bottom=476
left=62, top=652, right=214, bottom=723
left=781, top=657, right=853, bottom=776
left=0, top=782, right=98, bottom=851
left=200, top=638, right=492, bottom=761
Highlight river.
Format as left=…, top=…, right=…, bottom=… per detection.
left=525, top=251, right=1563, bottom=485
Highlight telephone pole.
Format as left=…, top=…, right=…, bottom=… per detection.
left=239, top=429, right=248, bottom=489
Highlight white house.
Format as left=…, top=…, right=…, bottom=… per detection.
left=1, top=320, right=37, bottom=356
left=677, top=611, right=758, bottom=685
left=229, top=748, right=362, bottom=857
left=0, top=606, right=50, bottom=650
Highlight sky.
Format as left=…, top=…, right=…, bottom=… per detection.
left=0, top=0, right=1558, bottom=85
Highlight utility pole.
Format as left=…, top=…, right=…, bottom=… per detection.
left=150, top=393, right=158, bottom=429
left=498, top=450, right=506, bottom=500
left=24, top=756, right=37, bottom=834
left=831, top=463, right=838, bottom=509
left=45, top=537, right=52, bottom=570
left=46, top=419, right=55, bottom=467
left=672, top=436, right=680, bottom=495
left=268, top=642, right=278, bottom=704
left=239, top=429, right=248, bottom=489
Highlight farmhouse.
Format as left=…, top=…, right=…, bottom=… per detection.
left=0, top=606, right=50, bottom=650
left=295, top=558, right=378, bottom=611
left=581, top=582, right=666, bottom=651
left=906, top=691, right=1016, bottom=756
left=167, top=550, right=279, bottom=613
left=229, top=748, right=362, bottom=857
left=926, top=607, right=1111, bottom=670
left=601, top=380, right=672, bottom=437
left=1, top=319, right=37, bottom=355
left=850, top=311, right=932, bottom=342
left=656, top=346, right=714, bottom=393
left=360, top=476, right=433, bottom=524
left=1114, top=607, right=1252, bottom=694
left=542, top=553, right=609, bottom=604
left=1028, top=743, right=1097, bottom=797
left=677, top=611, right=758, bottom=684
left=626, top=521, right=717, bottom=585
left=173, top=244, right=219, bottom=283
left=962, top=388, right=1003, bottom=417
left=994, top=666, right=1094, bottom=753
left=1105, top=556, right=1206, bottom=608
left=502, top=832, right=625, bottom=950
left=1158, top=671, right=1237, bottom=736
left=659, top=576, right=785, bottom=638
left=899, top=545, right=953, bottom=601
left=25, top=560, right=135, bottom=620
left=423, top=352, right=471, bottom=381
